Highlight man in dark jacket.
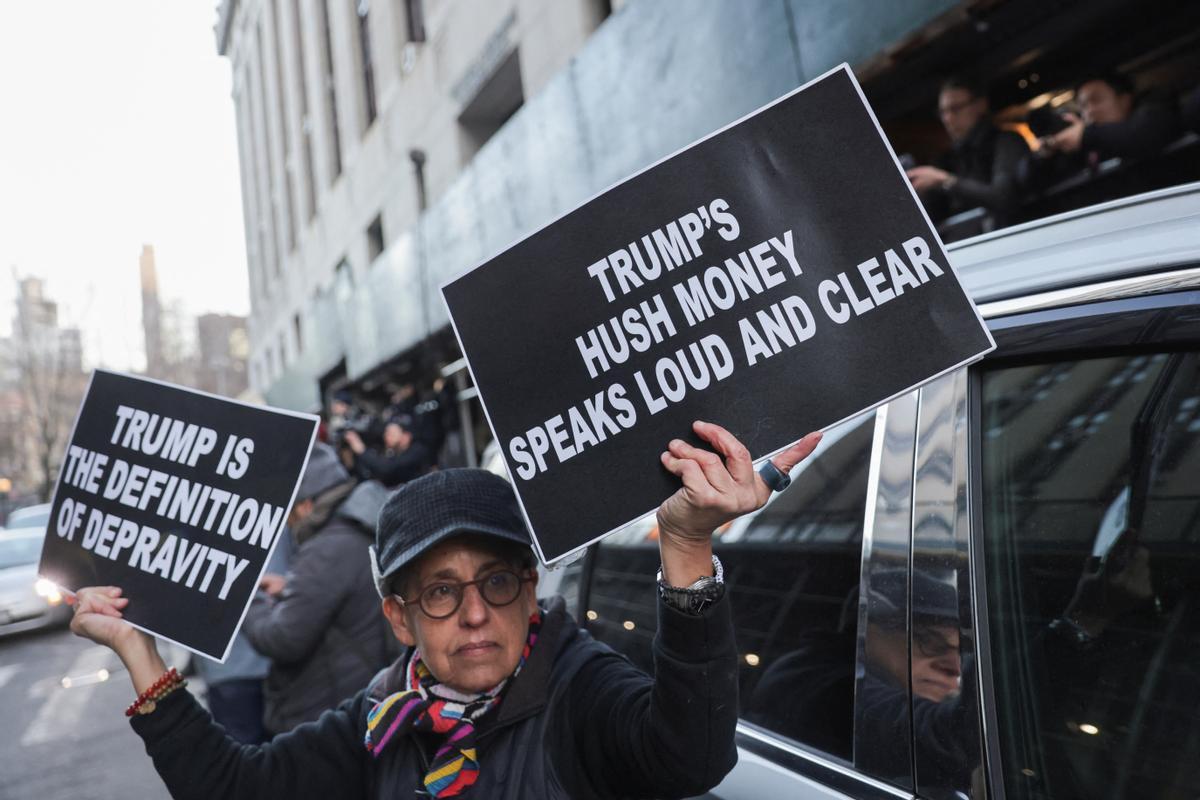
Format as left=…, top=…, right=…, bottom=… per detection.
left=243, top=443, right=393, bottom=734
left=70, top=421, right=821, bottom=798
left=1042, top=73, right=1178, bottom=162
left=906, top=76, right=1029, bottom=232
left=345, top=415, right=433, bottom=488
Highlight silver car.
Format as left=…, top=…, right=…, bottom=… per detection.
left=559, top=183, right=1200, bottom=800
left=0, top=517, right=72, bottom=636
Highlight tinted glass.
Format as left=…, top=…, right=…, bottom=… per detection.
left=981, top=352, right=1200, bottom=799
left=586, top=411, right=875, bottom=760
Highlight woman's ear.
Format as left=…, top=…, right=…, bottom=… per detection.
left=382, top=596, right=417, bottom=647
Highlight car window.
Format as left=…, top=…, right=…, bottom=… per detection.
left=586, top=411, right=876, bottom=762
left=7, top=505, right=51, bottom=529
left=0, top=533, right=44, bottom=570
left=980, top=351, right=1200, bottom=799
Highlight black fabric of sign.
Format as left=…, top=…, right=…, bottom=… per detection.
left=442, top=66, right=994, bottom=563
left=38, top=370, right=317, bottom=660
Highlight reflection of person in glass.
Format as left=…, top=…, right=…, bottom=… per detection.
left=864, top=569, right=962, bottom=703
left=854, top=567, right=979, bottom=797
left=744, top=567, right=973, bottom=779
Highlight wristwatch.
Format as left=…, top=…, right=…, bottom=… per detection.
left=658, top=555, right=725, bottom=615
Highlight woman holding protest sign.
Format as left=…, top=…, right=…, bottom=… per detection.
left=70, top=420, right=820, bottom=799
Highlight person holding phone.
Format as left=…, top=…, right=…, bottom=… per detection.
left=906, top=75, right=1029, bottom=232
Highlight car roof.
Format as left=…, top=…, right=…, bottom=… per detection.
left=949, top=181, right=1200, bottom=308
left=0, top=528, right=45, bottom=543
left=7, top=503, right=51, bottom=522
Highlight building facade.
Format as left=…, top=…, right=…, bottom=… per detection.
left=0, top=278, right=88, bottom=500
left=196, top=312, right=250, bottom=398
left=224, top=0, right=1195, bottom=414
left=217, top=0, right=620, bottom=405
left=140, top=244, right=166, bottom=378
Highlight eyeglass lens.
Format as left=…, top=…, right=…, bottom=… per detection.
left=419, top=571, right=523, bottom=618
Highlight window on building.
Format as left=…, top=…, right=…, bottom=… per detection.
left=366, top=214, right=384, bottom=263
left=981, top=351, right=1200, bottom=799
left=318, top=0, right=343, bottom=181
left=255, top=22, right=286, bottom=274
left=404, top=0, right=425, bottom=43
left=232, top=87, right=267, bottom=301
left=247, top=37, right=279, bottom=281
left=457, top=48, right=524, bottom=162
left=354, top=0, right=377, bottom=129
left=409, top=149, right=428, bottom=212
left=269, top=0, right=297, bottom=253
left=290, top=0, right=318, bottom=222
left=334, top=256, right=354, bottom=301
left=585, top=411, right=877, bottom=762
left=292, top=313, right=304, bottom=355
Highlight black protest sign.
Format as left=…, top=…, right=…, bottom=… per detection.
left=38, top=370, right=318, bottom=661
left=442, top=65, right=994, bottom=564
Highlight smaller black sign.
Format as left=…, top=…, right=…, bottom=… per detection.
left=38, top=371, right=318, bottom=661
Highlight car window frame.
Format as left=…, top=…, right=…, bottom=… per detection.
left=574, top=405, right=918, bottom=799
left=968, top=283, right=1200, bottom=800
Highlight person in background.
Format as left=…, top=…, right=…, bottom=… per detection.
left=906, top=76, right=1029, bottom=231
left=1042, top=73, right=1178, bottom=162
left=242, top=443, right=393, bottom=736
left=344, top=415, right=432, bottom=488
left=193, top=533, right=294, bottom=744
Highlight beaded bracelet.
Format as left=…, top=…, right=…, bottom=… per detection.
left=125, top=667, right=186, bottom=717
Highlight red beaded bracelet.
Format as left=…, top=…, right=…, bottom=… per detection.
left=126, top=667, right=185, bottom=717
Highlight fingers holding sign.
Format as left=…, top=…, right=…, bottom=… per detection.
left=69, top=586, right=134, bottom=648
left=658, top=421, right=822, bottom=545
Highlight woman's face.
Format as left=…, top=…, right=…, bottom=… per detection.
left=383, top=536, right=538, bottom=693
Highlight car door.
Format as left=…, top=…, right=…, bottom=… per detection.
left=579, top=405, right=931, bottom=800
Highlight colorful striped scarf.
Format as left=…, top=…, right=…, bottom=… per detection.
left=364, top=611, right=541, bottom=797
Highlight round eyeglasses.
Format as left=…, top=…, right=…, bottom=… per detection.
left=395, top=570, right=533, bottom=619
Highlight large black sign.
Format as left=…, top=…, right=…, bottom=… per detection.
left=38, top=371, right=318, bottom=660
left=442, top=65, right=994, bottom=563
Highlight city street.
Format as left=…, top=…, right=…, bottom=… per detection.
left=0, top=626, right=186, bottom=800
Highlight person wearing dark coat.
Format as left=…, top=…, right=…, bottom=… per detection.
left=1042, top=74, right=1179, bottom=163
left=345, top=416, right=432, bottom=488
left=906, top=76, right=1029, bottom=231
left=242, top=444, right=393, bottom=735
left=68, top=421, right=822, bottom=799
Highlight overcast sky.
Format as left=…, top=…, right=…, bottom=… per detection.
left=0, top=1, right=248, bottom=372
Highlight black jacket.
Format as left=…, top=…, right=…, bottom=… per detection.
left=132, top=595, right=738, bottom=799
left=242, top=481, right=393, bottom=734
left=353, top=443, right=432, bottom=488
left=1079, top=96, right=1178, bottom=161
left=928, top=120, right=1029, bottom=228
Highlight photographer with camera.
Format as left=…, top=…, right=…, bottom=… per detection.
left=1039, top=73, right=1178, bottom=163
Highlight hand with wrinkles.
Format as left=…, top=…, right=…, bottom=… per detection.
left=656, top=420, right=821, bottom=586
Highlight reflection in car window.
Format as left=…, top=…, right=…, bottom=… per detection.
left=586, top=412, right=875, bottom=761
left=981, top=352, right=1200, bottom=799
